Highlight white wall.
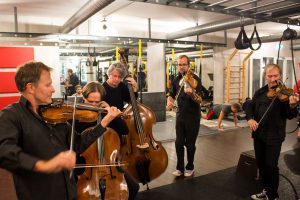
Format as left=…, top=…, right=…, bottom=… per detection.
left=212, top=39, right=300, bottom=104
left=34, top=46, right=61, bottom=98
left=147, top=42, right=165, bottom=92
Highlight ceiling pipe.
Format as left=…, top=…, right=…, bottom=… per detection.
left=166, top=17, right=264, bottom=40
left=250, top=31, right=300, bottom=43
left=293, top=44, right=300, bottom=50
left=60, top=0, right=115, bottom=34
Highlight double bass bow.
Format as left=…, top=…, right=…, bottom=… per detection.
left=118, top=49, right=168, bottom=186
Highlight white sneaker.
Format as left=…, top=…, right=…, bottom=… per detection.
left=251, top=189, right=267, bottom=200
left=184, top=169, right=194, bottom=177
left=172, top=170, right=183, bottom=176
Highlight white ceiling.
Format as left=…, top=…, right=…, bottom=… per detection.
left=0, top=0, right=299, bottom=35
left=0, top=0, right=299, bottom=55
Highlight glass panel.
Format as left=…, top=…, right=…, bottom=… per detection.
left=277, top=59, right=284, bottom=75
left=252, top=59, right=261, bottom=96
left=286, top=60, right=294, bottom=88
left=262, top=57, right=274, bottom=84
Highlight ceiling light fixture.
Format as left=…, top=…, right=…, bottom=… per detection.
left=102, top=18, right=107, bottom=30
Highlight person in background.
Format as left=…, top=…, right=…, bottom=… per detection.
left=0, top=61, right=120, bottom=200
left=292, top=80, right=300, bottom=139
left=65, top=68, right=79, bottom=96
left=293, top=79, right=300, bottom=94
left=242, top=97, right=252, bottom=112
left=74, top=81, right=140, bottom=200
left=201, top=103, right=241, bottom=131
left=166, top=55, right=202, bottom=177
left=246, top=64, right=299, bottom=200
left=72, top=84, right=83, bottom=97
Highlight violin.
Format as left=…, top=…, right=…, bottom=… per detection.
left=183, top=68, right=198, bottom=89
left=267, top=84, right=294, bottom=102
left=41, top=101, right=128, bottom=124
left=180, top=68, right=202, bottom=104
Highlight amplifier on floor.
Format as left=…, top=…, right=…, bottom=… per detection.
left=236, top=150, right=259, bottom=180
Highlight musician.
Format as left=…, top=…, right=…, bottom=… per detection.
left=102, top=62, right=138, bottom=140
left=0, top=61, right=120, bottom=200
left=75, top=81, right=140, bottom=200
left=166, top=55, right=202, bottom=177
left=246, top=64, right=299, bottom=200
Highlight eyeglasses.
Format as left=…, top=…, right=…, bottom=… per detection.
left=178, top=63, right=188, bottom=67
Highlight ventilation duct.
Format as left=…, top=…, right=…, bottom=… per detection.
left=60, top=0, right=115, bottom=33
left=167, top=17, right=263, bottom=40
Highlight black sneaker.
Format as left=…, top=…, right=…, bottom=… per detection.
left=251, top=190, right=267, bottom=200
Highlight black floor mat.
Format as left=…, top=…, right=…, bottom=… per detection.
left=136, top=148, right=300, bottom=200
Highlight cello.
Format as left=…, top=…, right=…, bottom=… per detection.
left=118, top=49, right=168, bottom=185
left=41, top=100, right=129, bottom=200
left=76, top=127, right=129, bottom=200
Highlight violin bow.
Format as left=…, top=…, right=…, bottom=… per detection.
left=173, top=72, right=186, bottom=109
left=69, top=95, right=77, bottom=178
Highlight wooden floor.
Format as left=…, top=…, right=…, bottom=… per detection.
left=1, top=118, right=299, bottom=199
left=140, top=118, right=300, bottom=191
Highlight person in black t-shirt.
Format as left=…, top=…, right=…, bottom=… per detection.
left=102, top=62, right=138, bottom=139
left=201, top=103, right=241, bottom=131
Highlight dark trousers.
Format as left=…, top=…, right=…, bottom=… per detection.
left=175, top=116, right=200, bottom=172
left=108, top=118, right=129, bottom=144
left=254, top=139, right=282, bottom=200
left=124, top=172, right=140, bottom=200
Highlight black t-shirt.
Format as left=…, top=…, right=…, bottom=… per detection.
left=103, top=81, right=131, bottom=110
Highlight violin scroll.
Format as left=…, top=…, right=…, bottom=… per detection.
left=182, top=69, right=202, bottom=104
left=184, top=69, right=198, bottom=89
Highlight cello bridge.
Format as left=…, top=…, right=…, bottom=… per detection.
left=136, top=143, right=149, bottom=150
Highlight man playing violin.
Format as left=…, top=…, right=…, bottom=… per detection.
left=0, top=61, right=120, bottom=200
left=246, top=64, right=299, bottom=200
left=166, top=55, right=202, bottom=177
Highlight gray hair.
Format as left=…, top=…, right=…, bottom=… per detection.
left=106, top=62, right=127, bottom=78
left=263, top=64, right=282, bottom=78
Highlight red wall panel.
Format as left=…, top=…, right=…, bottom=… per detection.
left=0, top=96, right=20, bottom=110
left=0, top=72, right=18, bottom=93
left=0, top=47, right=34, bottom=68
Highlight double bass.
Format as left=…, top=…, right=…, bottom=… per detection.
left=119, top=49, right=168, bottom=185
